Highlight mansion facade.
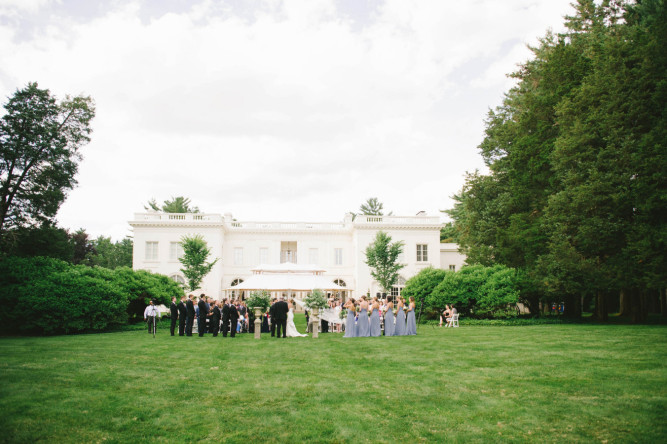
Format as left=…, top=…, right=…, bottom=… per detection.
left=129, top=211, right=466, bottom=299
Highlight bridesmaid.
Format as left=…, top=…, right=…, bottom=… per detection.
left=384, top=298, right=395, bottom=337
left=369, top=297, right=381, bottom=337
left=405, top=296, right=417, bottom=335
left=343, top=298, right=357, bottom=338
left=356, top=296, right=370, bottom=337
left=394, top=297, right=406, bottom=336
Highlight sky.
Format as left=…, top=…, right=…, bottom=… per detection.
left=0, top=0, right=574, bottom=240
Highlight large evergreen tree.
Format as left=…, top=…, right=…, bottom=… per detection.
left=0, top=83, right=95, bottom=245
left=448, top=0, right=667, bottom=319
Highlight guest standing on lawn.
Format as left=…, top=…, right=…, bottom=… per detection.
left=169, top=296, right=178, bottom=336
left=144, top=300, right=159, bottom=334
left=185, top=294, right=196, bottom=336
left=343, top=298, right=357, bottom=338
left=197, top=296, right=209, bottom=337
left=369, top=298, right=381, bottom=337
left=394, top=297, right=406, bottom=336
left=384, top=299, right=395, bottom=337
left=357, top=296, right=370, bottom=337
left=177, top=295, right=187, bottom=336
left=405, top=296, right=417, bottom=335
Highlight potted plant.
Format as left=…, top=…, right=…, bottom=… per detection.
left=304, top=289, right=328, bottom=338
left=246, top=290, right=270, bottom=339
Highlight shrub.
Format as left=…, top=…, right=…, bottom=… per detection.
left=0, top=256, right=183, bottom=334
left=402, top=267, right=448, bottom=302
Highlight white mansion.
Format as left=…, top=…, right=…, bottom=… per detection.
left=130, top=211, right=466, bottom=299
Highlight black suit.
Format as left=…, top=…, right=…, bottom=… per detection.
left=185, top=299, right=195, bottom=336
left=210, top=305, right=221, bottom=336
left=221, top=304, right=231, bottom=337
left=229, top=304, right=239, bottom=337
left=273, top=300, right=289, bottom=338
left=177, top=301, right=187, bottom=336
left=198, top=300, right=208, bottom=337
left=269, top=302, right=276, bottom=337
left=170, top=301, right=178, bottom=336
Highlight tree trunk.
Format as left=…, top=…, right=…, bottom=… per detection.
left=661, top=289, right=667, bottom=317
left=630, top=288, right=648, bottom=323
left=594, top=291, right=608, bottom=321
left=619, top=289, right=631, bottom=317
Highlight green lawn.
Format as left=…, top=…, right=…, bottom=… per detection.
left=1, top=319, right=665, bottom=443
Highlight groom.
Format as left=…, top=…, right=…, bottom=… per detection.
left=273, top=296, right=289, bottom=338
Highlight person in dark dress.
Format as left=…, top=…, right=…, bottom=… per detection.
left=185, top=294, right=195, bottom=336
left=169, top=296, right=178, bottom=336
left=177, top=295, right=187, bottom=336
left=261, top=313, right=270, bottom=333
left=273, top=297, right=289, bottom=338
left=229, top=301, right=240, bottom=338
left=221, top=299, right=231, bottom=337
left=269, top=298, right=277, bottom=337
left=210, top=301, right=221, bottom=336
left=197, top=297, right=209, bottom=337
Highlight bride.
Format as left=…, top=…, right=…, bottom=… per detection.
left=286, top=299, right=307, bottom=337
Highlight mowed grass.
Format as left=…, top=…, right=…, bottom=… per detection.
left=0, top=318, right=665, bottom=443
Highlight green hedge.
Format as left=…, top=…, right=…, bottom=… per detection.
left=0, top=256, right=183, bottom=335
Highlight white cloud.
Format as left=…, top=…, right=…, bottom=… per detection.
left=0, top=0, right=574, bottom=239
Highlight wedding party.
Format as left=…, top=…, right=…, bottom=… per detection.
left=154, top=293, right=419, bottom=338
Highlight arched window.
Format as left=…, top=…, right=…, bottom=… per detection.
left=334, top=278, right=347, bottom=301
left=170, top=274, right=185, bottom=287
left=230, top=278, right=245, bottom=300
left=390, top=276, right=406, bottom=301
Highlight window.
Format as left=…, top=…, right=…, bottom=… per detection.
left=169, top=242, right=184, bottom=261
left=259, top=248, right=268, bottom=265
left=145, top=241, right=158, bottom=261
left=170, top=274, right=185, bottom=286
left=391, top=276, right=406, bottom=298
left=234, top=247, right=243, bottom=265
left=416, top=244, right=428, bottom=262
left=308, top=248, right=319, bottom=265
left=334, top=248, right=343, bottom=265
left=449, top=265, right=456, bottom=271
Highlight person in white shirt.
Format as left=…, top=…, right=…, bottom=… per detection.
left=144, top=300, right=160, bottom=334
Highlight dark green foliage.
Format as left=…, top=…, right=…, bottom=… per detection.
left=0, top=83, right=95, bottom=241
left=448, top=0, right=667, bottom=320
left=90, top=236, right=133, bottom=269
left=429, top=265, right=520, bottom=318
left=1, top=223, right=73, bottom=261
left=0, top=256, right=182, bottom=334
left=401, top=267, right=448, bottom=302
left=179, top=234, right=218, bottom=292
left=364, top=231, right=405, bottom=293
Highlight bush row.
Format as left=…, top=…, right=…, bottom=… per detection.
left=402, top=265, right=520, bottom=319
left=0, top=256, right=183, bottom=335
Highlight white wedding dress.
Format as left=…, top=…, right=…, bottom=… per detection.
left=286, top=308, right=307, bottom=337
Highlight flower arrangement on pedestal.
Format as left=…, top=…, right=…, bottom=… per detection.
left=246, top=290, right=271, bottom=313
left=304, top=289, right=328, bottom=311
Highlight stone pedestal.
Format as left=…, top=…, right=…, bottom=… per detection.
left=254, top=307, right=262, bottom=339
left=311, top=307, right=319, bottom=339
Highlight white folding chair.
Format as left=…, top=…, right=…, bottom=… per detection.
left=446, top=313, right=459, bottom=328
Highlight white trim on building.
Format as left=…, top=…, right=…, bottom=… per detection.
left=129, top=212, right=466, bottom=298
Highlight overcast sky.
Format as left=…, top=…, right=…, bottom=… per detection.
left=0, top=0, right=574, bottom=240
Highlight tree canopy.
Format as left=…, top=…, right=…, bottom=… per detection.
left=145, top=196, right=200, bottom=213
left=447, top=0, right=667, bottom=320
left=364, top=231, right=405, bottom=293
left=179, top=234, right=218, bottom=291
left=0, top=83, right=95, bottom=245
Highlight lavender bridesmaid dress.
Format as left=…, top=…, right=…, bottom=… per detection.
left=405, top=307, right=417, bottom=335
left=384, top=308, right=395, bottom=336
left=357, top=308, right=370, bottom=337
left=344, top=308, right=357, bottom=338
left=394, top=306, right=406, bottom=336
left=369, top=308, right=381, bottom=337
